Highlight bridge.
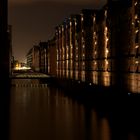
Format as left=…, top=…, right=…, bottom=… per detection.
left=10, top=72, right=51, bottom=79
left=10, top=72, right=53, bottom=87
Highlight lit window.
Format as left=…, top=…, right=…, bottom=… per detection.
left=105, top=10, right=107, bottom=17
left=81, top=16, right=84, bottom=21
left=132, top=22, right=135, bottom=25
left=105, top=60, right=109, bottom=65
left=135, top=29, right=139, bottom=33
left=106, top=48, right=109, bottom=54
left=62, top=26, right=64, bottom=31
left=106, top=38, right=109, bottom=42
left=135, top=1, right=137, bottom=6
left=135, top=15, right=138, bottom=19
left=93, top=16, right=96, bottom=22
left=105, top=27, right=108, bottom=32
left=95, top=51, right=97, bottom=55
left=135, top=45, right=139, bottom=49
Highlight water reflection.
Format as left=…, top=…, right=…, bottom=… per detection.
left=100, top=118, right=110, bottom=140
left=128, top=73, right=140, bottom=94
left=10, top=79, right=139, bottom=140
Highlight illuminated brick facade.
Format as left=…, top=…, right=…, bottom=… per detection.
left=54, top=0, right=140, bottom=93
left=28, top=0, right=140, bottom=94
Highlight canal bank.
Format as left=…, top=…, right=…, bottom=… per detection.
left=48, top=77, right=138, bottom=107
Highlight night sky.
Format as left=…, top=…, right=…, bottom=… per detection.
left=8, top=0, right=107, bottom=62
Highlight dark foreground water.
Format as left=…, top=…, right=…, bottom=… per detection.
left=9, top=79, right=140, bottom=140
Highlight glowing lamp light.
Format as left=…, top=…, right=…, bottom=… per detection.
left=135, top=15, right=138, bottom=19
left=105, top=60, right=109, bottom=65
left=106, top=49, right=109, bottom=54
left=135, top=61, right=139, bottom=64
left=93, top=16, right=96, bottom=22
left=106, top=38, right=109, bottom=42
left=89, top=83, right=92, bottom=86
left=81, top=17, right=84, bottom=22
left=135, top=45, right=139, bottom=49
left=95, top=51, right=97, bottom=55
left=135, top=2, right=137, bottom=6
left=132, top=22, right=134, bottom=25
left=135, top=29, right=139, bottom=33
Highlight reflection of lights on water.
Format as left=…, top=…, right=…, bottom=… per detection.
left=103, top=72, right=110, bottom=87
left=129, top=73, right=140, bottom=94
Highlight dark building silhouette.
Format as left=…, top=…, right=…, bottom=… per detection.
left=39, top=42, right=48, bottom=73
left=32, top=45, right=40, bottom=72
left=48, top=37, right=57, bottom=76
left=0, top=0, right=10, bottom=139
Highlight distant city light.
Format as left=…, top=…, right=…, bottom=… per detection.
left=14, top=66, right=31, bottom=70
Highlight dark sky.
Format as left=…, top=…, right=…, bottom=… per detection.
left=8, top=0, right=106, bottom=62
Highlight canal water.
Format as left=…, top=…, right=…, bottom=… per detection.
left=9, top=79, right=140, bottom=140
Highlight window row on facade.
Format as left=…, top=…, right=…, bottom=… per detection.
left=26, top=0, right=140, bottom=94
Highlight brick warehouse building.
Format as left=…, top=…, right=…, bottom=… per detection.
left=54, top=0, right=140, bottom=94
left=28, top=0, right=140, bottom=94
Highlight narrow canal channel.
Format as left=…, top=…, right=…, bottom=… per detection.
left=9, top=79, right=140, bottom=140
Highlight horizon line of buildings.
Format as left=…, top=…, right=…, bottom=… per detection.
left=26, top=0, right=140, bottom=94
